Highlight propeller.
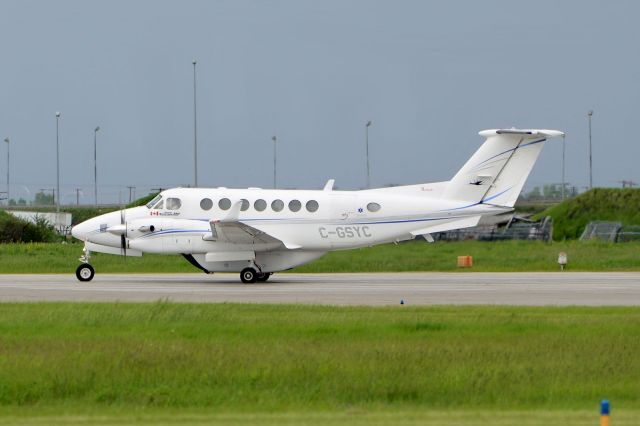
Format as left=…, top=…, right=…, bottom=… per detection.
left=120, top=209, right=127, bottom=257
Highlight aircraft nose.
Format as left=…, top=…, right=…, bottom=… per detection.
left=71, top=221, right=91, bottom=241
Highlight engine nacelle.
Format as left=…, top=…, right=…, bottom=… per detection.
left=127, top=218, right=210, bottom=254
left=126, top=218, right=165, bottom=239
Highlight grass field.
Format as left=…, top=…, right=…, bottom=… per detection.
left=0, top=303, right=638, bottom=425
left=1, top=239, right=639, bottom=274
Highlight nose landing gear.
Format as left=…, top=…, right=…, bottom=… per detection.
left=76, top=243, right=95, bottom=282
left=76, top=263, right=95, bottom=281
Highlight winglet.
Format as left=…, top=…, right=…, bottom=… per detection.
left=222, top=200, right=242, bottom=222
left=323, top=179, right=335, bottom=191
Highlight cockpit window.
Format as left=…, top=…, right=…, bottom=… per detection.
left=153, top=200, right=164, bottom=210
left=146, top=194, right=162, bottom=209
left=166, top=198, right=182, bottom=210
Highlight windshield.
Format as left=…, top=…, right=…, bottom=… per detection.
left=146, top=194, right=163, bottom=209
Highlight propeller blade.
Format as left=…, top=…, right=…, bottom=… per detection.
left=120, top=209, right=127, bottom=257
left=121, top=234, right=127, bottom=257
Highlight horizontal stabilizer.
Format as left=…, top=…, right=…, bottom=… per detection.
left=410, top=216, right=481, bottom=236
left=489, top=129, right=564, bottom=137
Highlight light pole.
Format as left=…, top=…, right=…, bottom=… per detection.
left=127, top=185, right=135, bottom=203
left=588, top=110, right=593, bottom=190
left=272, top=136, right=277, bottom=189
left=3, top=138, right=9, bottom=205
left=55, top=111, right=61, bottom=212
left=192, top=59, right=198, bottom=187
left=94, top=126, right=100, bottom=206
left=365, top=121, right=372, bottom=188
left=561, top=134, right=565, bottom=200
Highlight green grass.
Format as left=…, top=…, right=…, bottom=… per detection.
left=1, top=239, right=640, bottom=273
left=537, top=188, right=640, bottom=240
left=0, top=242, right=194, bottom=274
left=0, top=304, right=638, bottom=424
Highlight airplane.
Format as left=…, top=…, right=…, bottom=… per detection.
left=71, top=128, right=564, bottom=283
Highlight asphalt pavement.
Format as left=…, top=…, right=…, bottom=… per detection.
left=0, top=272, right=638, bottom=305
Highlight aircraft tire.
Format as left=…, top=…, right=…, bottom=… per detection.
left=240, top=267, right=258, bottom=284
left=257, top=272, right=271, bottom=282
left=76, top=263, right=95, bottom=282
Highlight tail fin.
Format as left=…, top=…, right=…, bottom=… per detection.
left=442, top=129, right=564, bottom=207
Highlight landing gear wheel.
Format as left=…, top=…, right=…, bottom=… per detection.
left=240, top=267, right=258, bottom=284
left=76, top=263, right=95, bottom=282
left=257, top=272, right=271, bottom=282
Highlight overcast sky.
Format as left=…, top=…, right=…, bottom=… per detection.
left=1, top=0, right=638, bottom=204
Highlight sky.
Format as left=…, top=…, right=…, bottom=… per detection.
left=1, top=0, right=639, bottom=205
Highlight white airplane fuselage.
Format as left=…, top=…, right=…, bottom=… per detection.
left=71, top=128, right=564, bottom=282
left=73, top=186, right=505, bottom=271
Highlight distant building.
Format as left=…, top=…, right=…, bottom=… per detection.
left=8, top=211, right=72, bottom=235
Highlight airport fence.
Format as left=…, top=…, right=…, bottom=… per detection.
left=581, top=221, right=640, bottom=242
left=433, top=216, right=553, bottom=242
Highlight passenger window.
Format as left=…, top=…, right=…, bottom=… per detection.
left=289, top=200, right=301, bottom=212
left=219, top=198, right=231, bottom=210
left=153, top=200, right=164, bottom=210
left=166, top=198, right=181, bottom=210
left=306, top=200, right=319, bottom=212
left=254, top=199, right=267, bottom=211
left=367, top=202, right=381, bottom=212
left=240, top=199, right=250, bottom=211
left=271, top=199, right=284, bottom=212
left=200, top=198, right=213, bottom=211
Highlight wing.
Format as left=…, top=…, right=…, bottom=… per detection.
left=204, top=200, right=301, bottom=249
left=206, top=220, right=276, bottom=244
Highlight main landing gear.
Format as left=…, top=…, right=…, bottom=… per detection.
left=240, top=267, right=272, bottom=284
left=76, top=243, right=95, bottom=282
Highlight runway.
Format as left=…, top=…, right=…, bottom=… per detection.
left=0, top=272, right=639, bottom=305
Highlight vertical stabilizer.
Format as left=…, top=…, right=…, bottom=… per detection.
left=442, top=129, right=564, bottom=207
